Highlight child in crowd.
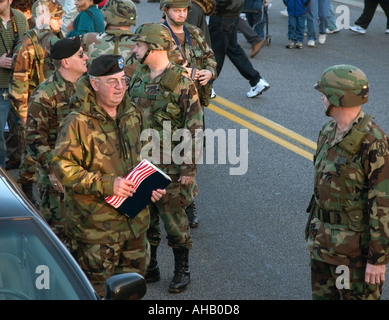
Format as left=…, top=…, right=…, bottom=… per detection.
left=283, top=0, right=310, bottom=49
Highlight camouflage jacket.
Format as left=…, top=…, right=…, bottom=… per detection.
left=307, top=111, right=389, bottom=267
left=9, top=28, right=55, bottom=120
left=129, top=62, right=203, bottom=177
left=25, top=71, right=77, bottom=186
left=81, top=29, right=138, bottom=78
left=51, top=75, right=149, bottom=243
left=167, top=22, right=217, bottom=106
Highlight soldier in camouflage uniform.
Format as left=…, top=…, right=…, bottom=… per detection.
left=161, top=0, right=217, bottom=228
left=129, top=23, right=204, bottom=293
left=9, top=0, right=64, bottom=207
left=25, top=36, right=88, bottom=243
left=306, top=65, right=389, bottom=300
left=51, top=54, right=165, bottom=297
left=81, top=0, right=139, bottom=78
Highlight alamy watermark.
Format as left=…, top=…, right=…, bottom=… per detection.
left=140, top=122, right=249, bottom=175
left=334, top=5, right=350, bottom=30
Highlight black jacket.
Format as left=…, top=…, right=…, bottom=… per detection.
left=213, top=0, right=244, bottom=18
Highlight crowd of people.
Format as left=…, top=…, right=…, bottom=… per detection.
left=1, top=0, right=389, bottom=300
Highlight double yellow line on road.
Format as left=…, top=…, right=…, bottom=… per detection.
left=208, top=96, right=317, bottom=161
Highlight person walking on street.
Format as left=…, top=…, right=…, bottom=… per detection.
left=208, top=0, right=270, bottom=98
left=51, top=54, right=165, bottom=297
left=306, top=64, right=389, bottom=300
left=349, top=0, right=389, bottom=34
left=129, top=23, right=203, bottom=293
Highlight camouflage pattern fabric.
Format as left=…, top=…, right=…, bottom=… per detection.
left=167, top=22, right=217, bottom=107
left=129, top=62, right=203, bottom=249
left=81, top=30, right=138, bottom=78
left=51, top=75, right=150, bottom=245
left=72, top=231, right=150, bottom=297
left=306, top=111, right=389, bottom=299
left=160, top=0, right=192, bottom=9
left=25, top=71, right=77, bottom=240
left=101, top=0, right=137, bottom=27
left=131, top=23, right=173, bottom=51
left=310, top=259, right=382, bottom=300
left=314, top=64, right=369, bottom=108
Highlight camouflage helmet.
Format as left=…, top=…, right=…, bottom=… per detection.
left=131, top=23, right=173, bottom=51
left=314, top=64, right=369, bottom=107
left=101, top=0, right=137, bottom=27
left=160, top=0, right=192, bottom=10
left=31, top=0, right=64, bottom=23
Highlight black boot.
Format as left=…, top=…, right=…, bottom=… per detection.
left=145, top=245, right=160, bottom=283
left=185, top=202, right=199, bottom=228
left=21, top=182, right=39, bottom=209
left=169, top=247, right=190, bottom=293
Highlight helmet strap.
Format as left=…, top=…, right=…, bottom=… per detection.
left=325, top=104, right=334, bottom=117
left=139, top=48, right=151, bottom=64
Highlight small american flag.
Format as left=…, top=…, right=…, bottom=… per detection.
left=105, top=160, right=157, bottom=208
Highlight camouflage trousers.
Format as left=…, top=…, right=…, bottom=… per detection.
left=17, top=123, right=36, bottom=184
left=38, top=184, right=67, bottom=242
left=147, top=178, right=194, bottom=250
left=311, top=259, right=383, bottom=300
left=71, top=233, right=150, bottom=298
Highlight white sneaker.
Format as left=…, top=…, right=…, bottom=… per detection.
left=280, top=9, right=288, bottom=17
left=349, top=25, right=366, bottom=34
left=386, top=29, right=389, bottom=34
left=246, top=78, right=270, bottom=98
left=326, top=28, right=340, bottom=34
left=210, top=88, right=216, bottom=99
left=318, top=34, right=326, bottom=44
left=307, top=39, right=315, bottom=47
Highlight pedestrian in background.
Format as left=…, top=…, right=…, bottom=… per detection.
left=349, top=0, right=389, bottom=34
left=66, top=0, right=105, bottom=37
left=208, top=0, right=270, bottom=98
left=306, top=0, right=330, bottom=47
left=306, top=64, right=389, bottom=300
left=283, top=0, right=310, bottom=49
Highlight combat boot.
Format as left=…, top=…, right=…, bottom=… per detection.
left=21, top=182, right=39, bottom=209
left=145, top=245, right=160, bottom=283
left=185, top=202, right=199, bottom=228
left=169, top=247, right=190, bottom=293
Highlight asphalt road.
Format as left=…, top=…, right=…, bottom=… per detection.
left=7, top=0, right=389, bottom=303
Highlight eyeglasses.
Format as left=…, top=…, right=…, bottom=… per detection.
left=95, top=76, right=131, bottom=88
left=76, top=51, right=85, bottom=58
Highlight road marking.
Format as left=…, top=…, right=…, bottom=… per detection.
left=208, top=97, right=317, bottom=161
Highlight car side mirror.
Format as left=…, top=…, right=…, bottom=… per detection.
left=103, top=273, right=146, bottom=300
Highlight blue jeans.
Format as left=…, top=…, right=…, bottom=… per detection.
left=307, top=0, right=331, bottom=41
left=244, top=0, right=266, bottom=39
left=209, top=15, right=260, bottom=87
left=288, top=15, right=307, bottom=42
left=0, top=88, right=11, bottom=167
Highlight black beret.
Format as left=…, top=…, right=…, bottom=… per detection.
left=88, top=54, right=125, bottom=77
left=51, top=36, right=81, bottom=60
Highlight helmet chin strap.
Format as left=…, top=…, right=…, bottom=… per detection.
left=325, top=104, right=334, bottom=117
left=139, top=48, right=151, bottom=64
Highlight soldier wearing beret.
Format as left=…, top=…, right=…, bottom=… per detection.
left=81, top=0, right=139, bottom=78
left=51, top=54, right=165, bottom=297
left=129, top=23, right=203, bottom=293
left=25, top=36, right=88, bottom=243
left=306, top=65, right=389, bottom=299
left=8, top=0, right=65, bottom=208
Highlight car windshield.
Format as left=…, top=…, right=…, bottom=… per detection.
left=0, top=218, right=93, bottom=300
